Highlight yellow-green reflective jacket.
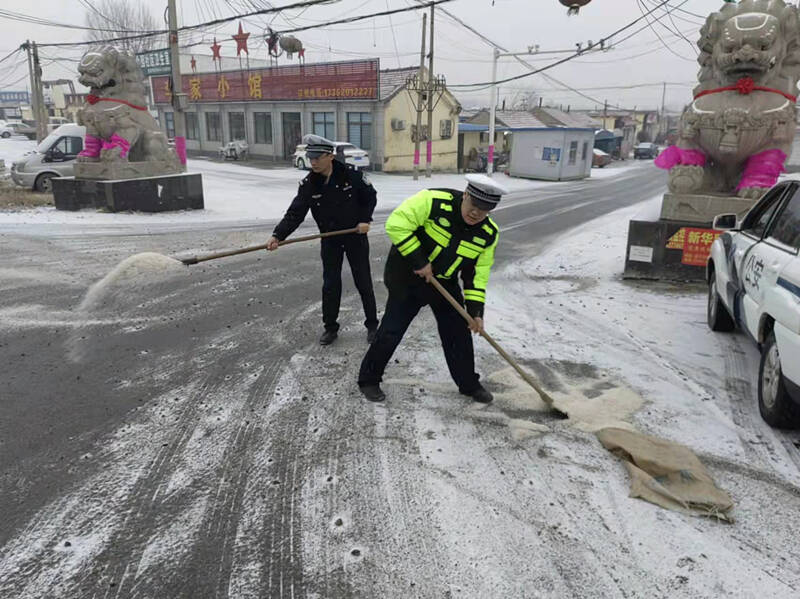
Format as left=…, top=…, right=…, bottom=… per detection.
left=384, top=188, right=499, bottom=317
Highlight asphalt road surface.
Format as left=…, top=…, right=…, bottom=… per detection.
left=0, top=164, right=667, bottom=598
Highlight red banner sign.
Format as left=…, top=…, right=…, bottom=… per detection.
left=152, top=59, right=379, bottom=104
left=666, top=227, right=722, bottom=266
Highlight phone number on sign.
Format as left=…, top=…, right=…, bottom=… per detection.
left=297, top=87, right=376, bottom=99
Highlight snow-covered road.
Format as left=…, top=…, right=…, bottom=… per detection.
left=1, top=137, right=799, bottom=598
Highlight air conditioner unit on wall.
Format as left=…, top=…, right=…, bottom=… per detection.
left=391, top=118, right=406, bottom=131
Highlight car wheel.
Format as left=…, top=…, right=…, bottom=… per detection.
left=34, top=173, right=54, bottom=193
left=758, top=331, right=800, bottom=428
left=707, top=273, right=734, bottom=332
left=1, top=131, right=10, bottom=138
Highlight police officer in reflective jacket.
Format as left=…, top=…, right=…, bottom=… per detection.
left=267, top=135, right=379, bottom=345
left=358, top=174, right=507, bottom=403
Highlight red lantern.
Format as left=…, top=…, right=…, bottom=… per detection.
left=559, top=0, right=592, bottom=15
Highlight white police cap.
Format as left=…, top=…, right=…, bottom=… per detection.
left=302, top=134, right=335, bottom=156
left=465, top=174, right=509, bottom=209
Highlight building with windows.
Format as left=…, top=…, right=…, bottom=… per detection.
left=151, top=58, right=460, bottom=172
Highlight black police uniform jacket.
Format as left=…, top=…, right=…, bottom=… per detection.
left=272, top=159, right=377, bottom=240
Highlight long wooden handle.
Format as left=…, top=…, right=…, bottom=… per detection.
left=181, top=227, right=361, bottom=265
left=428, top=277, right=555, bottom=407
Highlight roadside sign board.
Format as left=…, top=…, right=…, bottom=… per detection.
left=136, top=49, right=172, bottom=76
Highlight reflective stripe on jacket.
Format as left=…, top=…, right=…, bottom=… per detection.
left=384, top=188, right=499, bottom=317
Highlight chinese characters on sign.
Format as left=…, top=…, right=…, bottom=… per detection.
left=189, top=78, right=202, bottom=101
left=151, top=59, right=379, bottom=104
left=248, top=73, right=262, bottom=99
left=296, top=87, right=376, bottom=99
left=665, top=227, right=722, bottom=266
left=217, top=75, right=230, bottom=99
left=136, top=49, right=171, bottom=76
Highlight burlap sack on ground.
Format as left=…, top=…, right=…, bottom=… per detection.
left=596, top=427, right=734, bottom=523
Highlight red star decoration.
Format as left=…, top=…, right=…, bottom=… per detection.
left=210, top=38, right=222, bottom=61
left=190, top=56, right=197, bottom=72
left=233, top=22, right=250, bottom=56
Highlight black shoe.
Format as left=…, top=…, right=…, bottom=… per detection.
left=319, top=330, right=338, bottom=345
left=463, top=385, right=493, bottom=404
left=359, top=383, right=386, bottom=402
left=367, top=327, right=378, bottom=344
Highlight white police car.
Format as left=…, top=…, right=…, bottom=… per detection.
left=707, top=180, right=800, bottom=428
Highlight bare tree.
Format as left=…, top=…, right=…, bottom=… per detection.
left=84, top=0, right=160, bottom=55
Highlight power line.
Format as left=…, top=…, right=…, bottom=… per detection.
left=37, top=0, right=452, bottom=48
left=449, top=0, right=680, bottom=89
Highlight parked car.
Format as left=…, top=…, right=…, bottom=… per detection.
left=46, top=116, right=71, bottom=133
left=633, top=142, right=658, bottom=159
left=10, top=123, right=85, bottom=192
left=592, top=148, right=612, bottom=168
left=1, top=121, right=37, bottom=140
left=707, top=180, right=800, bottom=428
left=294, top=142, right=370, bottom=170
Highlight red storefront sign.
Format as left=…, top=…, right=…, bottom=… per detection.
left=665, top=227, right=722, bottom=267
left=152, top=59, right=379, bottom=103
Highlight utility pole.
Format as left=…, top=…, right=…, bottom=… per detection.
left=486, top=44, right=607, bottom=176
left=413, top=13, right=427, bottom=181
left=425, top=4, right=434, bottom=178
left=24, top=41, right=37, bottom=130
left=168, top=0, right=187, bottom=169
left=487, top=46, right=499, bottom=175
left=660, top=81, right=667, bottom=139
left=29, top=42, right=47, bottom=142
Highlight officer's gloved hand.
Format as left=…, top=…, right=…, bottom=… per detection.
left=357, top=222, right=370, bottom=234
left=414, top=263, right=433, bottom=282
left=468, top=317, right=484, bottom=335
left=266, top=236, right=280, bottom=251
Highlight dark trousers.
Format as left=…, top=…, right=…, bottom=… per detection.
left=358, top=281, right=480, bottom=393
left=321, top=234, right=378, bottom=332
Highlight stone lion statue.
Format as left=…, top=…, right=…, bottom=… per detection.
left=656, top=0, right=800, bottom=199
left=76, top=45, right=182, bottom=177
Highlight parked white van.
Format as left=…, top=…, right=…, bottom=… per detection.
left=10, top=124, right=85, bottom=192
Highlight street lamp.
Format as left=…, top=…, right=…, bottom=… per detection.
left=559, top=0, right=593, bottom=15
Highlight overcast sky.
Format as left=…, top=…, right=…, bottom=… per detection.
left=0, top=0, right=750, bottom=112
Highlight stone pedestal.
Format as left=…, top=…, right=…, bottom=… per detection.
left=52, top=173, right=204, bottom=212
left=659, top=192, right=755, bottom=223
left=74, top=161, right=183, bottom=180
left=623, top=192, right=753, bottom=282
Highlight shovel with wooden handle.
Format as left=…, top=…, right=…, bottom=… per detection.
left=428, top=277, right=566, bottom=416
left=180, top=227, right=361, bottom=265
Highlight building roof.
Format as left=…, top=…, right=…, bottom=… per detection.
left=379, top=66, right=420, bottom=101
left=466, top=109, right=548, bottom=129
left=533, top=107, right=600, bottom=129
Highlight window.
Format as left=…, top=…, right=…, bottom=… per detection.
left=743, top=185, right=788, bottom=238
left=229, top=112, right=246, bottom=141
left=254, top=112, right=272, bottom=144
left=440, top=119, right=453, bottom=139
left=769, top=190, right=800, bottom=250
left=568, top=140, right=578, bottom=165
left=346, top=112, right=372, bottom=150
left=164, top=112, right=175, bottom=139
left=52, top=136, right=83, bottom=157
left=479, top=131, right=489, bottom=144
left=206, top=112, right=221, bottom=141
left=185, top=112, right=199, bottom=141
left=313, top=112, right=335, bottom=139
left=582, top=141, right=588, bottom=161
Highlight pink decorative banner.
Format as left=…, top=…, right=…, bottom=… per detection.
left=175, top=136, right=187, bottom=165
left=413, top=148, right=420, bottom=166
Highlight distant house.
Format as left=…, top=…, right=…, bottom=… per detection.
left=462, top=108, right=595, bottom=180
left=376, top=66, right=461, bottom=172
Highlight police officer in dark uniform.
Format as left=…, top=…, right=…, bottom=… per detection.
left=357, top=174, right=507, bottom=403
left=267, top=134, right=379, bottom=345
